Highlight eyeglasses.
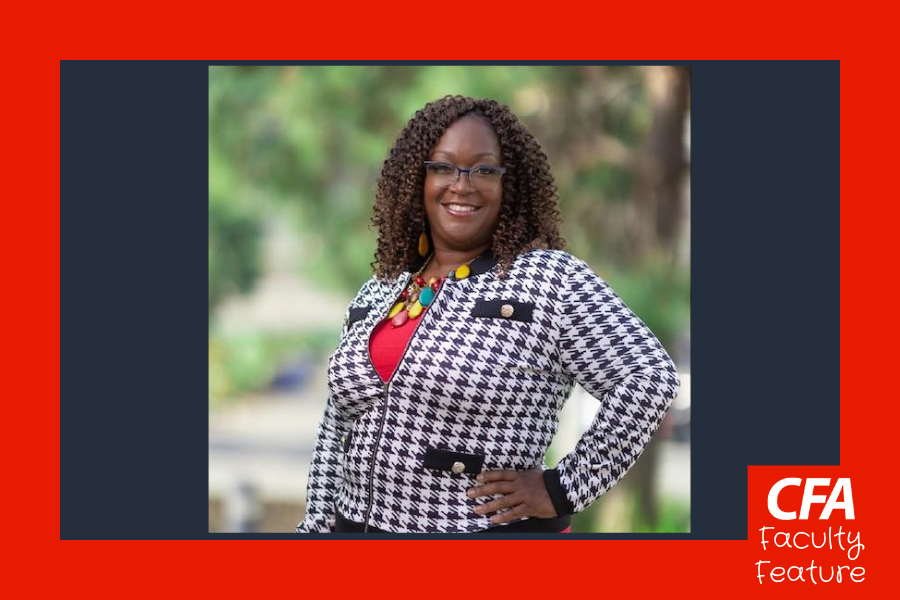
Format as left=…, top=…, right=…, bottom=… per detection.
left=423, top=161, right=506, bottom=191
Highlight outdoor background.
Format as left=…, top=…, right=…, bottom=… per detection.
left=208, top=65, right=691, bottom=533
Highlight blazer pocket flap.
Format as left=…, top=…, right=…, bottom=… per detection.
left=470, top=299, right=534, bottom=323
left=423, top=447, right=485, bottom=475
left=347, top=306, right=371, bottom=325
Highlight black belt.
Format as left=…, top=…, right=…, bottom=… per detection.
left=335, top=511, right=570, bottom=533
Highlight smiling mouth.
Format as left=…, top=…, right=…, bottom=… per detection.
left=443, top=203, right=481, bottom=215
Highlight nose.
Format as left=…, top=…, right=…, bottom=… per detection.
left=448, top=168, right=476, bottom=193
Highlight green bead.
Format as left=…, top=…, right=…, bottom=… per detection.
left=419, top=287, right=435, bottom=306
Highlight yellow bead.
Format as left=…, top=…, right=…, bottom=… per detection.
left=388, top=302, right=405, bottom=319
left=408, top=301, right=424, bottom=318
left=455, top=264, right=471, bottom=280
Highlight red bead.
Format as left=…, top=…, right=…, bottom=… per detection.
left=431, top=282, right=439, bottom=291
left=391, top=311, right=408, bottom=328
left=415, top=276, right=425, bottom=287
left=400, top=290, right=408, bottom=300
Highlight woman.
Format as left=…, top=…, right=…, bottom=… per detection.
left=295, top=96, right=680, bottom=533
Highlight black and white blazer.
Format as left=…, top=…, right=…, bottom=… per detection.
left=295, top=249, right=680, bottom=533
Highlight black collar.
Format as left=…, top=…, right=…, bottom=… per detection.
left=408, top=250, right=498, bottom=279
left=468, top=250, right=497, bottom=277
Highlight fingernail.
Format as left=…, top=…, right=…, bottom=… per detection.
left=477, top=474, right=484, bottom=482
left=474, top=507, right=483, bottom=515
left=466, top=489, right=475, bottom=497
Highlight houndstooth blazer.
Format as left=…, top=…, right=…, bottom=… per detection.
left=295, top=249, right=680, bottom=533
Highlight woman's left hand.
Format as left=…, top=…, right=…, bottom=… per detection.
left=467, top=468, right=557, bottom=524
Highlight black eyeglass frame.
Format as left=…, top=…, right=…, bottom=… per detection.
left=423, top=161, right=507, bottom=189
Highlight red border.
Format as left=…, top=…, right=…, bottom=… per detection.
left=40, top=12, right=870, bottom=596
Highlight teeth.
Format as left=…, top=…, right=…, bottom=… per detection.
left=446, top=204, right=477, bottom=212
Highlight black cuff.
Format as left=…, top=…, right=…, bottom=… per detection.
left=543, top=468, right=575, bottom=516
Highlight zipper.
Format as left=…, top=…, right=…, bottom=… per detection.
left=363, top=381, right=390, bottom=533
left=361, top=276, right=450, bottom=532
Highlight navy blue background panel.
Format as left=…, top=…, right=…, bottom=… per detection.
left=60, top=61, right=838, bottom=539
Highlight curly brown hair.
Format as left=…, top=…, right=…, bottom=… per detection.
left=371, top=95, right=566, bottom=280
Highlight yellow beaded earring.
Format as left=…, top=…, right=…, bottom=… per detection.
left=418, top=231, right=429, bottom=257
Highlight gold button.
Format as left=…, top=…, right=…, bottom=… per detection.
left=500, top=304, right=514, bottom=318
left=451, top=461, right=466, bottom=474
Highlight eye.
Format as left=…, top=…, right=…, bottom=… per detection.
left=473, top=165, right=501, bottom=177
left=427, top=162, right=455, bottom=175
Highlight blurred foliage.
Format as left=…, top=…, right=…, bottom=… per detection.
left=208, top=66, right=691, bottom=335
left=571, top=485, right=690, bottom=533
left=632, top=498, right=691, bottom=533
left=208, top=65, right=691, bottom=533
left=634, top=498, right=691, bottom=534
left=209, top=330, right=337, bottom=406
left=208, top=199, right=263, bottom=315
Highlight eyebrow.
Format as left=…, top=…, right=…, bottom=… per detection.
left=431, top=150, right=499, bottom=161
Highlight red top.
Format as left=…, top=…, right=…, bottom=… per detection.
left=370, top=278, right=445, bottom=382
left=369, top=310, right=420, bottom=382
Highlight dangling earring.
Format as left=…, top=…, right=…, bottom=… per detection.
left=418, top=231, right=430, bottom=257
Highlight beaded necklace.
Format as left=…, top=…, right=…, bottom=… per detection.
left=387, top=253, right=475, bottom=328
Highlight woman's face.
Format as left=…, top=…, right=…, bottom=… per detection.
left=424, top=115, right=503, bottom=254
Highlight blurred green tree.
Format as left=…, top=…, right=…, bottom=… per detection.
left=208, top=64, right=691, bottom=532
left=208, top=199, right=262, bottom=316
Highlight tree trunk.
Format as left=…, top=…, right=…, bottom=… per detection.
left=619, top=65, right=690, bottom=530
left=634, top=65, right=691, bottom=259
